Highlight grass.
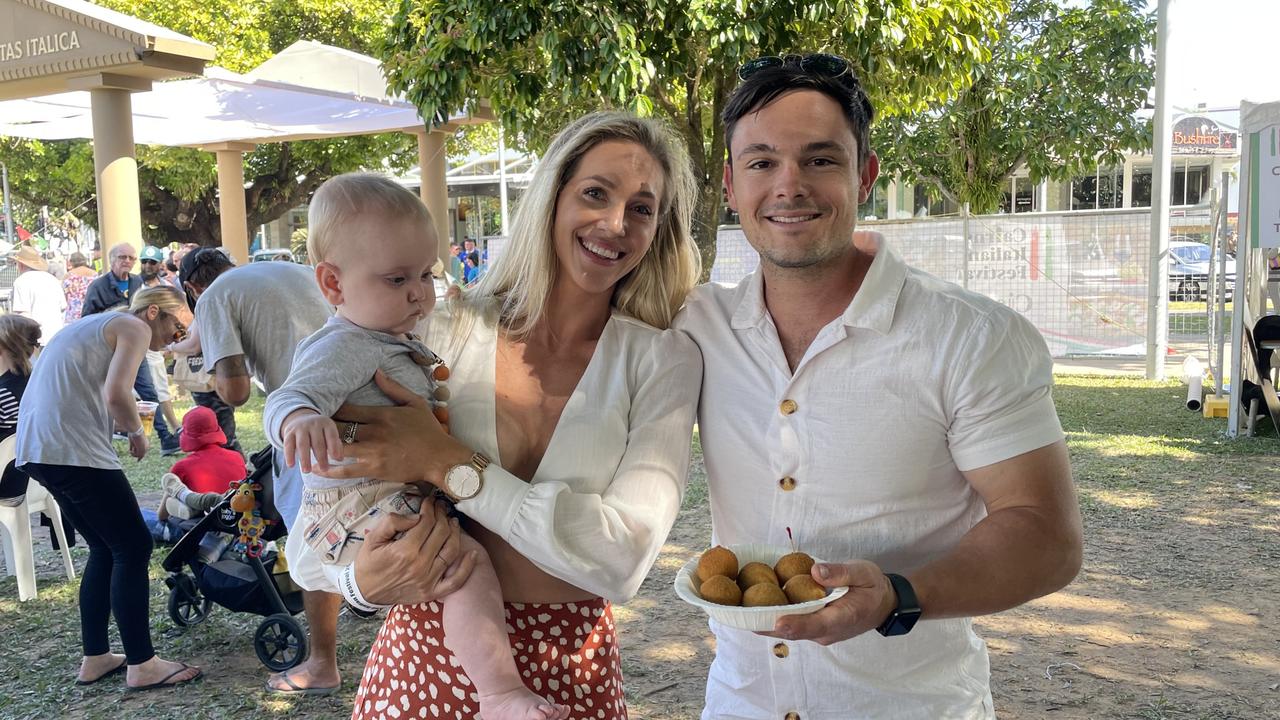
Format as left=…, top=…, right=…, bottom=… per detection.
left=1, top=377, right=1277, bottom=719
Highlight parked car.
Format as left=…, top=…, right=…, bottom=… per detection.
left=1169, top=238, right=1234, bottom=301
left=251, top=248, right=296, bottom=263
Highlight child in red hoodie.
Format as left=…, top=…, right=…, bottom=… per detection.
left=145, top=406, right=246, bottom=541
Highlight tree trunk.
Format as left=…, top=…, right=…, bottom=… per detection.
left=693, top=180, right=721, bottom=282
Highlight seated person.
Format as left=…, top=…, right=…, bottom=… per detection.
left=0, top=315, right=40, bottom=507
left=143, top=406, right=246, bottom=542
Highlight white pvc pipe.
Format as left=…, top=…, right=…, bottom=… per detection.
left=1186, top=375, right=1203, bottom=411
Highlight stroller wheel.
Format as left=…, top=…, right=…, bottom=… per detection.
left=167, top=575, right=213, bottom=627
left=254, top=613, right=308, bottom=672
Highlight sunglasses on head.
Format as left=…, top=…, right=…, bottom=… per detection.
left=737, top=53, right=851, bottom=81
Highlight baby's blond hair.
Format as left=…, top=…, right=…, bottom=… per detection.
left=307, top=173, right=435, bottom=264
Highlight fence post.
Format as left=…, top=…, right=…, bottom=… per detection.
left=961, top=202, right=970, bottom=290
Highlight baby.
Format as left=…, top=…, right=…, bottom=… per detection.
left=263, top=173, right=567, bottom=720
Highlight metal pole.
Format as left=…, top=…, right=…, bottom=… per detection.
left=1145, top=0, right=1174, bottom=380
left=498, top=127, right=510, bottom=237
left=1215, top=171, right=1230, bottom=396
left=1, top=162, right=14, bottom=246
left=961, top=202, right=970, bottom=290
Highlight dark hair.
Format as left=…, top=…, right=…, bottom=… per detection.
left=178, top=247, right=234, bottom=310
left=722, top=58, right=875, bottom=169
left=68, top=252, right=89, bottom=268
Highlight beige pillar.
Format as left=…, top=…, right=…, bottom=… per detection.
left=417, top=131, right=451, bottom=267
left=78, top=76, right=150, bottom=259
left=205, top=143, right=256, bottom=265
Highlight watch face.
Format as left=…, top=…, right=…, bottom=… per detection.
left=447, top=464, right=481, bottom=498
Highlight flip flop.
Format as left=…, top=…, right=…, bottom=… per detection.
left=265, top=673, right=339, bottom=696
left=126, top=663, right=203, bottom=692
left=74, top=658, right=127, bottom=686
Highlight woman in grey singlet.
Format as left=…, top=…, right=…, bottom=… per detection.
left=16, top=285, right=203, bottom=691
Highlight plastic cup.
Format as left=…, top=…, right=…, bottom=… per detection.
left=136, top=400, right=158, bottom=436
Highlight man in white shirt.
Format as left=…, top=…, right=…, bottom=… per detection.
left=9, top=245, right=66, bottom=343
left=675, top=54, right=1083, bottom=719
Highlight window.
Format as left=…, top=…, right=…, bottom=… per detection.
left=1131, top=166, right=1152, bottom=207
left=1173, top=161, right=1210, bottom=205
left=1097, top=166, right=1123, bottom=209
left=1014, top=176, right=1037, bottom=213
left=862, top=177, right=889, bottom=220
left=912, top=184, right=959, bottom=216
left=1070, top=166, right=1123, bottom=210
left=1071, top=174, right=1097, bottom=210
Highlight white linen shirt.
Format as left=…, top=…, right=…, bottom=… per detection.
left=421, top=303, right=702, bottom=603
left=675, top=234, right=1065, bottom=720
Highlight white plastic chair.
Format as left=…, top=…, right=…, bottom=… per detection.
left=0, top=435, right=76, bottom=601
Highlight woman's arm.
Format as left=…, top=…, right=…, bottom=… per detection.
left=327, top=330, right=703, bottom=603
left=104, top=314, right=151, bottom=458
left=166, top=320, right=201, bottom=355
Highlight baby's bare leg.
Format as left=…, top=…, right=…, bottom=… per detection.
left=441, top=533, right=568, bottom=720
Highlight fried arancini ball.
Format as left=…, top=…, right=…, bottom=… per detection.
left=783, top=574, right=828, bottom=603
left=742, top=582, right=789, bottom=607
left=697, top=545, right=739, bottom=583
left=737, top=562, right=780, bottom=592
left=774, top=552, right=815, bottom=584
left=699, top=574, right=743, bottom=605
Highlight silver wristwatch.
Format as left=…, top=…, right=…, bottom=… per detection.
left=444, top=452, right=490, bottom=500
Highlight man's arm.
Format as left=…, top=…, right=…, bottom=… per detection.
left=908, top=440, right=1081, bottom=618
left=769, top=441, right=1081, bottom=645
left=213, top=354, right=252, bottom=407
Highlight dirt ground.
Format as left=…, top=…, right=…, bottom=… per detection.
left=619, top=456, right=1280, bottom=720
left=3, top=379, right=1279, bottom=719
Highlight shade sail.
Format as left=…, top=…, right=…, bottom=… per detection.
left=0, top=40, right=489, bottom=146
left=0, top=67, right=426, bottom=145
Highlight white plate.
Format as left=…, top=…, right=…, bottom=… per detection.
left=673, top=543, right=848, bottom=632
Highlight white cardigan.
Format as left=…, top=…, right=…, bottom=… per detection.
left=422, top=304, right=702, bottom=603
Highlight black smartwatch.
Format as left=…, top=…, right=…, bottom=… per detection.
left=876, top=573, right=922, bottom=637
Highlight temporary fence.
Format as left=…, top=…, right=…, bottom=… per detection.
left=478, top=206, right=1223, bottom=364
left=710, top=206, right=1221, bottom=360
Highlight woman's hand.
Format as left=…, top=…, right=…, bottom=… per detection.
left=128, top=432, right=149, bottom=460
left=319, top=370, right=473, bottom=488
left=352, top=500, right=478, bottom=605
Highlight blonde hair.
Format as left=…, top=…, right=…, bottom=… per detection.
left=129, top=285, right=186, bottom=316
left=0, top=315, right=41, bottom=376
left=463, top=112, right=701, bottom=337
left=307, top=173, right=435, bottom=264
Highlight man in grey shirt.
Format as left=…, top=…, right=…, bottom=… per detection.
left=178, top=248, right=338, bottom=695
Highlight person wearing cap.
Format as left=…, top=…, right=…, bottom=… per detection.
left=143, top=405, right=247, bottom=542
left=138, top=245, right=184, bottom=437
left=138, top=245, right=169, bottom=288
left=10, top=245, right=67, bottom=343
left=82, top=243, right=182, bottom=455
left=178, top=246, right=340, bottom=693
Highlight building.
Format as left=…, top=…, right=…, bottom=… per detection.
left=862, top=106, right=1240, bottom=236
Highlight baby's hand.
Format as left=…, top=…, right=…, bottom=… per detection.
left=282, top=410, right=342, bottom=473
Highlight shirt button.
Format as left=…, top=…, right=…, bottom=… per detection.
left=772, top=642, right=789, bottom=658
left=785, top=713, right=800, bottom=720
left=778, top=476, right=796, bottom=491
left=779, top=399, right=798, bottom=415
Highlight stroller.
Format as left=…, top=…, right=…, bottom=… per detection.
left=161, top=445, right=307, bottom=671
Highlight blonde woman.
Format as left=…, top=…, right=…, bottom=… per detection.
left=326, top=112, right=703, bottom=719
left=16, top=285, right=203, bottom=691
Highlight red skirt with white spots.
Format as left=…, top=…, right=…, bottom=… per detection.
left=351, top=598, right=628, bottom=720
